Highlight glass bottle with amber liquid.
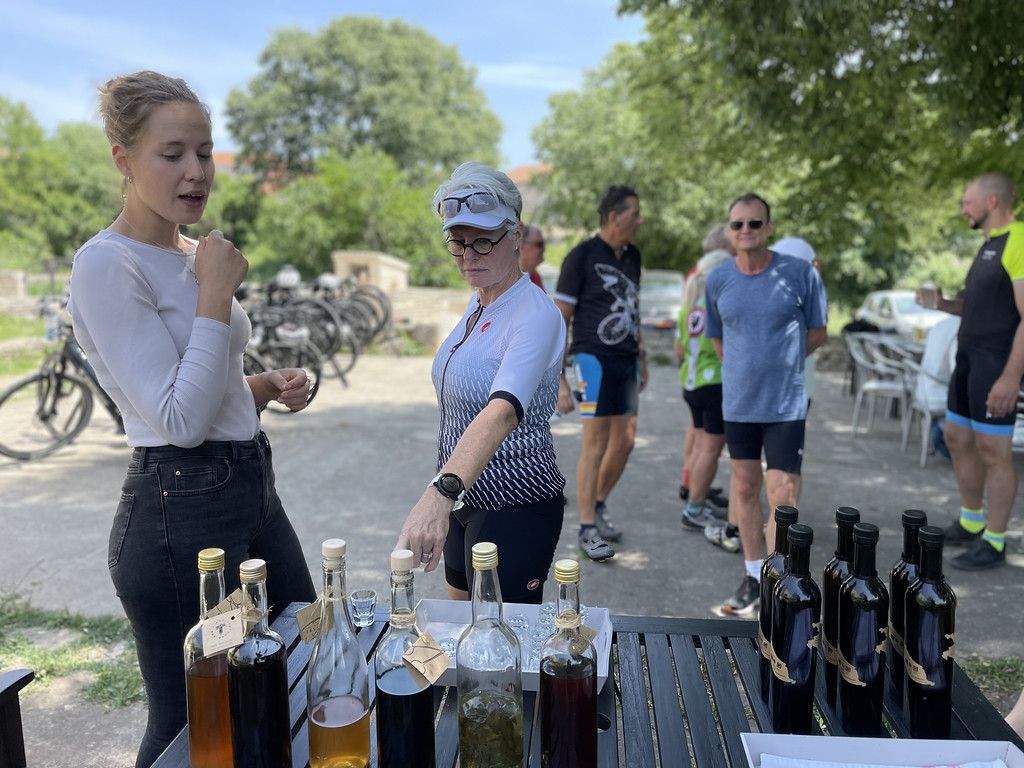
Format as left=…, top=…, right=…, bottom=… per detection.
left=184, top=547, right=232, bottom=768
left=905, top=525, right=957, bottom=738
left=457, top=542, right=523, bottom=768
left=822, top=507, right=859, bottom=709
left=769, top=523, right=821, bottom=735
left=373, top=548, right=435, bottom=768
left=837, top=522, right=889, bottom=736
left=539, top=558, right=597, bottom=768
left=227, top=558, right=291, bottom=767
left=306, top=539, right=371, bottom=768
left=759, top=505, right=799, bottom=702
left=889, top=509, right=927, bottom=710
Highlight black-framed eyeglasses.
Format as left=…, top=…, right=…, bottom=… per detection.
left=446, top=229, right=510, bottom=257
left=729, top=219, right=765, bottom=231
left=438, top=191, right=498, bottom=220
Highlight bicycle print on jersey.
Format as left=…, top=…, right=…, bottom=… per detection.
left=593, top=263, right=640, bottom=346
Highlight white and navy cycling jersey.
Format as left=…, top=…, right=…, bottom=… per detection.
left=432, top=274, right=567, bottom=510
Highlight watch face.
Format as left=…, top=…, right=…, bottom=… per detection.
left=440, top=475, right=462, bottom=494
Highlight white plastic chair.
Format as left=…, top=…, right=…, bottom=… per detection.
left=847, top=333, right=908, bottom=435
left=899, top=357, right=948, bottom=466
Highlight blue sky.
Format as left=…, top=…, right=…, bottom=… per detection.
left=1, top=0, right=645, bottom=169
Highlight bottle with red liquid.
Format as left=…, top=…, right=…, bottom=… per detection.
left=539, top=558, right=597, bottom=768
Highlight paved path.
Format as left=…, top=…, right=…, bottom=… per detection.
left=2, top=354, right=1022, bottom=766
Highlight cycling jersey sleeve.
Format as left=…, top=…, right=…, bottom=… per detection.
left=489, top=303, right=566, bottom=423
left=70, top=241, right=231, bottom=447
left=553, top=244, right=585, bottom=306
left=1001, top=225, right=1024, bottom=282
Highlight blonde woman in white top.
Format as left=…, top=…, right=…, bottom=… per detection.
left=69, top=71, right=315, bottom=768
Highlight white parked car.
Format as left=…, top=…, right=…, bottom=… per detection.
left=854, top=290, right=947, bottom=340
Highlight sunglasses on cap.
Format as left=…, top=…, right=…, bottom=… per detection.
left=438, top=191, right=498, bottom=220
left=729, top=219, right=765, bottom=231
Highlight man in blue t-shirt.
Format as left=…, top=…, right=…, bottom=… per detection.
left=704, top=193, right=828, bottom=618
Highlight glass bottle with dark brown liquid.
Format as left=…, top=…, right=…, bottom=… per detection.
left=888, top=509, right=927, bottom=710
left=837, top=522, right=889, bottom=736
left=822, top=507, right=859, bottom=710
left=905, top=525, right=957, bottom=738
left=539, top=558, right=597, bottom=768
left=769, top=523, right=821, bottom=735
left=227, top=558, right=291, bottom=767
left=759, top=505, right=799, bottom=702
left=373, top=548, right=435, bottom=768
left=184, top=547, right=232, bottom=768
left=306, top=539, right=371, bottom=768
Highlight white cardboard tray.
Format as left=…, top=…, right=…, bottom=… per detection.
left=415, top=598, right=612, bottom=692
left=740, top=733, right=1024, bottom=768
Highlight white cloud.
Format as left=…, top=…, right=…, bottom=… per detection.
left=476, top=62, right=581, bottom=92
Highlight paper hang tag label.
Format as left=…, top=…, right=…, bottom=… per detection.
left=296, top=597, right=336, bottom=644
left=403, top=631, right=449, bottom=688
left=568, top=624, right=598, bottom=657
left=201, top=609, right=244, bottom=655
left=578, top=623, right=598, bottom=644
left=207, top=588, right=244, bottom=619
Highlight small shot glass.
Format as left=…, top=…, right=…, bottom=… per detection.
left=349, top=589, right=377, bottom=628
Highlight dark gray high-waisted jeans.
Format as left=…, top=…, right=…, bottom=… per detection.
left=109, top=431, right=315, bottom=768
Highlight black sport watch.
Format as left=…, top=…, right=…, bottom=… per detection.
left=430, top=472, right=466, bottom=510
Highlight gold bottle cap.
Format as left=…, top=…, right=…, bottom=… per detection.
left=197, top=547, right=225, bottom=572
left=322, top=538, right=346, bottom=558
left=553, top=559, right=580, bottom=583
left=239, top=558, right=267, bottom=583
left=391, top=549, right=415, bottom=571
left=471, top=541, right=498, bottom=570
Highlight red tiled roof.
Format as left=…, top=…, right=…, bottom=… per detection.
left=506, top=163, right=551, bottom=185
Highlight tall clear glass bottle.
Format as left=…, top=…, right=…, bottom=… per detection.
left=759, top=505, right=799, bottom=702
left=539, top=558, right=597, bottom=768
left=373, top=548, right=435, bottom=768
left=306, top=538, right=371, bottom=768
left=227, top=558, right=291, bottom=767
left=905, top=525, right=957, bottom=738
left=769, top=523, right=821, bottom=735
left=822, top=506, right=860, bottom=709
left=837, top=522, right=889, bottom=736
left=889, top=508, right=927, bottom=709
left=184, top=547, right=232, bottom=768
left=456, top=542, right=523, bottom=768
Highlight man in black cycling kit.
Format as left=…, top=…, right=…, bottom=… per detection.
left=553, top=185, right=648, bottom=561
left=917, top=172, right=1023, bottom=570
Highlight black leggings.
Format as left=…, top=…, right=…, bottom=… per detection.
left=109, top=432, right=315, bottom=768
left=444, top=495, right=565, bottom=604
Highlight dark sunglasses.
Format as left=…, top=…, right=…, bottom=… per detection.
left=446, top=229, right=510, bottom=257
left=438, top=191, right=498, bottom=220
left=729, top=219, right=765, bottom=231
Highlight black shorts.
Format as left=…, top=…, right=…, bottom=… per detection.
left=573, top=352, right=639, bottom=418
left=683, top=384, right=724, bottom=435
left=724, top=419, right=806, bottom=474
left=443, top=494, right=564, bottom=604
left=946, top=348, right=1017, bottom=436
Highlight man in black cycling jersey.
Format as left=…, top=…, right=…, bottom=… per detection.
left=917, top=172, right=1023, bottom=570
left=553, top=185, right=648, bottom=561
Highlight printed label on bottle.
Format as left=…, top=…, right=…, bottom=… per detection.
left=888, top=622, right=904, bottom=656
left=770, top=647, right=795, bottom=684
left=839, top=649, right=866, bottom=687
left=905, top=651, right=935, bottom=687
left=403, top=630, right=449, bottom=687
left=942, top=632, right=956, bottom=661
left=822, top=636, right=840, bottom=666
left=806, top=621, right=820, bottom=650
left=201, top=608, right=244, bottom=655
left=875, top=625, right=888, bottom=656
left=759, top=626, right=772, bottom=660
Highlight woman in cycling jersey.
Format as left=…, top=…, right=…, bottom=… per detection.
left=68, top=71, right=315, bottom=767
left=397, top=162, right=567, bottom=604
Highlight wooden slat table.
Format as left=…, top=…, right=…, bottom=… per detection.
left=154, top=604, right=1023, bottom=767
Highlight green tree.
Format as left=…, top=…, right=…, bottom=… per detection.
left=189, top=174, right=263, bottom=252
left=226, top=16, right=501, bottom=180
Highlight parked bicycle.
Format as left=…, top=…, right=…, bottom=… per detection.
left=0, top=309, right=124, bottom=461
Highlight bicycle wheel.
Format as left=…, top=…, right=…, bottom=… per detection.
left=0, top=371, right=94, bottom=460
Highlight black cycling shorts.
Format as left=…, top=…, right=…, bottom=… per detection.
left=724, top=419, right=806, bottom=474
left=946, top=348, right=1017, bottom=436
left=683, top=384, right=724, bottom=435
left=443, top=494, right=564, bottom=604
left=574, top=352, right=639, bottom=418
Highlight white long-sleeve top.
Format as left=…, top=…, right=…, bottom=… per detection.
left=68, top=229, right=259, bottom=448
